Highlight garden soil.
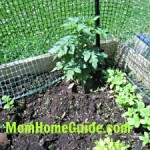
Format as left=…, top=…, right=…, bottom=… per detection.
left=0, top=76, right=150, bottom=150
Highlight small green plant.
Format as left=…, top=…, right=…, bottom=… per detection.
left=115, top=87, right=142, bottom=108
left=104, top=68, right=150, bottom=147
left=2, top=95, right=15, bottom=110
left=93, top=137, right=129, bottom=150
left=51, top=16, right=108, bottom=85
left=139, top=132, right=150, bottom=146
left=123, top=102, right=150, bottom=130
left=0, top=124, right=6, bottom=130
left=103, top=69, right=127, bottom=90
left=104, top=69, right=142, bottom=108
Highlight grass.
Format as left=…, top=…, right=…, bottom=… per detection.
left=0, top=0, right=150, bottom=64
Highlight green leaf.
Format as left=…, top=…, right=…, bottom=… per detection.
left=140, top=106, right=150, bottom=117
left=83, top=51, right=91, bottom=62
left=57, top=49, right=65, bottom=58
left=9, top=100, right=14, bottom=105
left=51, top=67, right=57, bottom=72
left=96, top=28, right=109, bottom=39
left=68, top=17, right=80, bottom=23
left=140, top=119, right=147, bottom=124
left=139, top=136, right=144, bottom=141
left=83, top=28, right=91, bottom=35
left=134, top=114, right=140, bottom=128
left=56, top=62, right=63, bottom=70
left=127, top=118, right=135, bottom=126
left=139, top=132, right=150, bottom=146
left=2, top=96, right=8, bottom=102
left=128, top=98, right=135, bottom=105
left=77, top=24, right=87, bottom=32
left=90, top=53, right=98, bottom=69
left=144, top=132, right=149, bottom=139
left=93, top=16, right=99, bottom=21
left=74, top=68, right=81, bottom=73
left=64, top=46, right=68, bottom=54
left=122, top=108, right=135, bottom=117
left=4, top=104, right=11, bottom=109
left=100, top=52, right=108, bottom=59
left=51, top=16, right=111, bottom=85
left=49, top=46, right=58, bottom=55
left=69, top=44, right=75, bottom=54
left=137, top=101, right=145, bottom=111
left=66, top=70, right=74, bottom=81
left=92, top=60, right=98, bottom=69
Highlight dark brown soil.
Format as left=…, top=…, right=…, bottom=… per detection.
left=0, top=77, right=150, bottom=150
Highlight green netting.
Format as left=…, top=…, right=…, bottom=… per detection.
left=0, top=0, right=133, bottom=64
left=1, top=0, right=95, bottom=63
left=0, top=0, right=150, bottom=102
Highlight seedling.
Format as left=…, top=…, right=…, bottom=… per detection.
left=2, top=95, right=15, bottom=110
left=123, top=102, right=150, bottom=130
left=93, top=137, right=129, bottom=150
left=139, top=132, right=150, bottom=146
left=105, top=69, right=150, bottom=147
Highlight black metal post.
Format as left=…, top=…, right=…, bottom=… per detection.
left=95, top=0, right=100, bottom=48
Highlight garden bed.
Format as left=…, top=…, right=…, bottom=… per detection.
left=0, top=15, right=150, bottom=150
left=0, top=72, right=150, bottom=150
left=0, top=38, right=117, bottom=101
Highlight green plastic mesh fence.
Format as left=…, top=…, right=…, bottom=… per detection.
left=1, top=0, right=134, bottom=64
left=0, top=0, right=150, bottom=102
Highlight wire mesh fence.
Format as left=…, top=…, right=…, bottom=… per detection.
left=116, top=33, right=150, bottom=99
left=1, top=0, right=135, bottom=64
left=0, top=0, right=150, bottom=101
left=0, top=53, right=62, bottom=104
left=1, top=0, right=95, bottom=64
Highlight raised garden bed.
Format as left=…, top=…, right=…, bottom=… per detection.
left=0, top=38, right=117, bottom=101
left=0, top=17, right=150, bottom=150
left=0, top=70, right=150, bottom=150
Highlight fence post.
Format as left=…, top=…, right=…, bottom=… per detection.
left=95, top=0, right=100, bottom=48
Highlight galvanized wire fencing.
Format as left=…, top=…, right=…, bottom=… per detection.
left=116, top=32, right=150, bottom=99
left=0, top=0, right=150, bottom=102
